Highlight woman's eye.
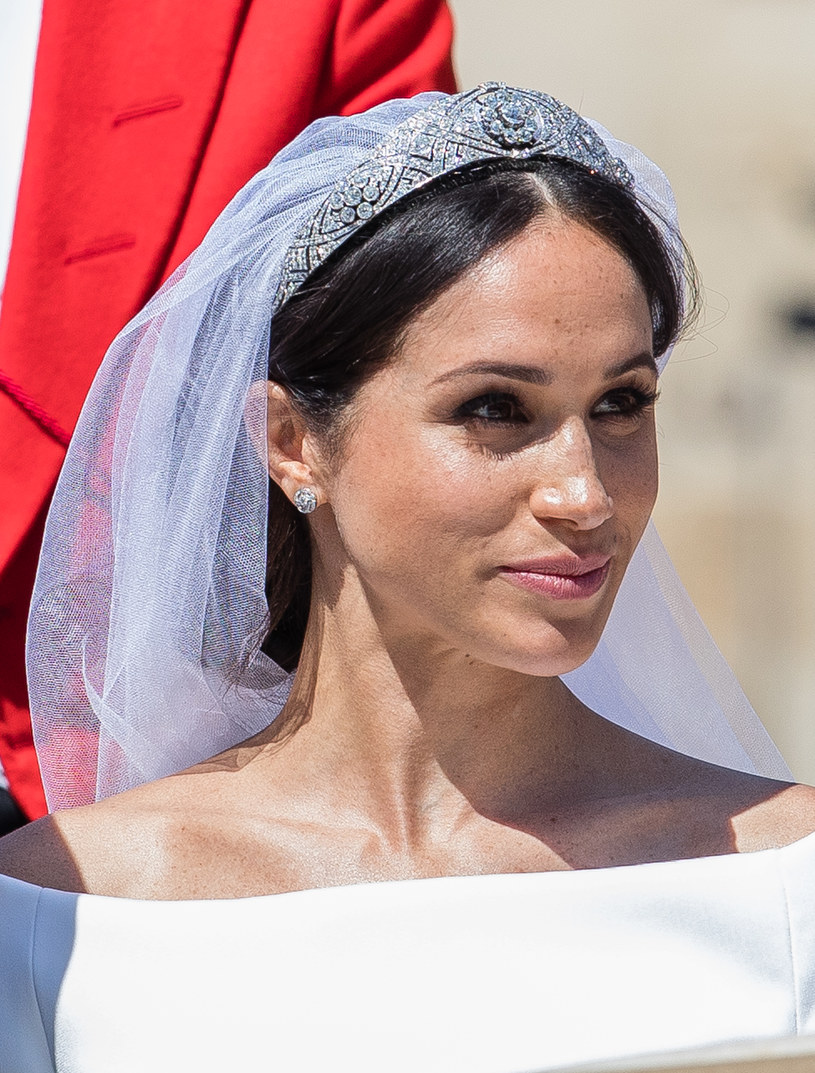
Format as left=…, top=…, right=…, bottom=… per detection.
left=457, top=392, right=527, bottom=423
left=593, top=386, right=659, bottom=419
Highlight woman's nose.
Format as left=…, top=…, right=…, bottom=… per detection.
left=528, top=421, right=614, bottom=531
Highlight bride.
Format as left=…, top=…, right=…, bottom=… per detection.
left=1, top=84, right=814, bottom=1072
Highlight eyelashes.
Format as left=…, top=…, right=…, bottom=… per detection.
left=455, top=392, right=528, bottom=424
left=453, top=385, right=660, bottom=427
left=593, top=386, right=661, bottom=419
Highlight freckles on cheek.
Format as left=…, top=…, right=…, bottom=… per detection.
left=350, top=453, right=487, bottom=574
left=375, top=449, right=473, bottom=535
left=337, top=383, right=510, bottom=551
left=414, top=427, right=489, bottom=489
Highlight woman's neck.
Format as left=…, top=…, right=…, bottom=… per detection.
left=258, top=589, right=641, bottom=847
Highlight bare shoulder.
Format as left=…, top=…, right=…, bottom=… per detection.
left=685, top=757, right=815, bottom=852
left=0, top=774, right=220, bottom=897
left=730, top=777, right=815, bottom=852
left=0, top=755, right=312, bottom=899
left=0, top=811, right=89, bottom=893
left=629, top=739, right=815, bottom=859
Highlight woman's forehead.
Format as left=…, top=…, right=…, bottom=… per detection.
left=394, top=218, right=653, bottom=376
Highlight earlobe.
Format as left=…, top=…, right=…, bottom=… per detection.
left=246, top=381, right=324, bottom=507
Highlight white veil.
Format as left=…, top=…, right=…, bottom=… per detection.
left=26, top=88, right=791, bottom=812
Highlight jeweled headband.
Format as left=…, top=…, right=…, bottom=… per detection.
left=274, top=82, right=634, bottom=311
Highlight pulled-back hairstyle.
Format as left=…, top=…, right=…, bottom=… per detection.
left=264, top=156, right=698, bottom=669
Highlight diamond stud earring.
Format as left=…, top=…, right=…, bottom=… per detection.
left=293, top=487, right=318, bottom=514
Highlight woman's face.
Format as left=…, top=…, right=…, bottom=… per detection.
left=316, top=215, right=659, bottom=675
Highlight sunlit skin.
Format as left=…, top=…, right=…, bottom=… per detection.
left=2, top=214, right=815, bottom=899
left=309, top=215, right=659, bottom=679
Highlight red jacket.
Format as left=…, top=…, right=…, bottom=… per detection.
left=0, top=0, right=456, bottom=817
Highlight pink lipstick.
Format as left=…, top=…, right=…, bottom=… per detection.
left=499, top=554, right=611, bottom=600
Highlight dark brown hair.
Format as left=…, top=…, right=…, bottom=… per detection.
left=264, top=157, right=698, bottom=669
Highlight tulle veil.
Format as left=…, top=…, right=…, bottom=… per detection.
left=26, top=88, right=791, bottom=811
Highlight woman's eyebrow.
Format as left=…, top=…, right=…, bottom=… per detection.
left=603, top=353, right=658, bottom=380
left=430, top=361, right=554, bottom=386
left=430, top=353, right=657, bottom=387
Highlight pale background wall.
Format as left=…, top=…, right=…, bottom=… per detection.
left=448, top=0, right=815, bottom=779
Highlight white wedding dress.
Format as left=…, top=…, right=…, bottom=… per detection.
left=2, top=832, right=815, bottom=1073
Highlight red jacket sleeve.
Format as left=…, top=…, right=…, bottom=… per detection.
left=318, top=0, right=457, bottom=115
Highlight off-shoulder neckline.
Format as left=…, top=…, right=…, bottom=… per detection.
left=3, top=826, right=815, bottom=907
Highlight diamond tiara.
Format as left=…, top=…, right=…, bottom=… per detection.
left=274, top=82, right=633, bottom=311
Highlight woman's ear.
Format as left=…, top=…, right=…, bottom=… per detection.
left=245, top=381, right=325, bottom=506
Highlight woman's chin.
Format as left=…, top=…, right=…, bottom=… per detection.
left=469, top=625, right=604, bottom=679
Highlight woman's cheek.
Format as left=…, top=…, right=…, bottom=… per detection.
left=409, top=441, right=512, bottom=539
left=337, top=440, right=499, bottom=576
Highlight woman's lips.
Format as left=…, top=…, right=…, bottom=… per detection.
left=498, top=555, right=612, bottom=600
